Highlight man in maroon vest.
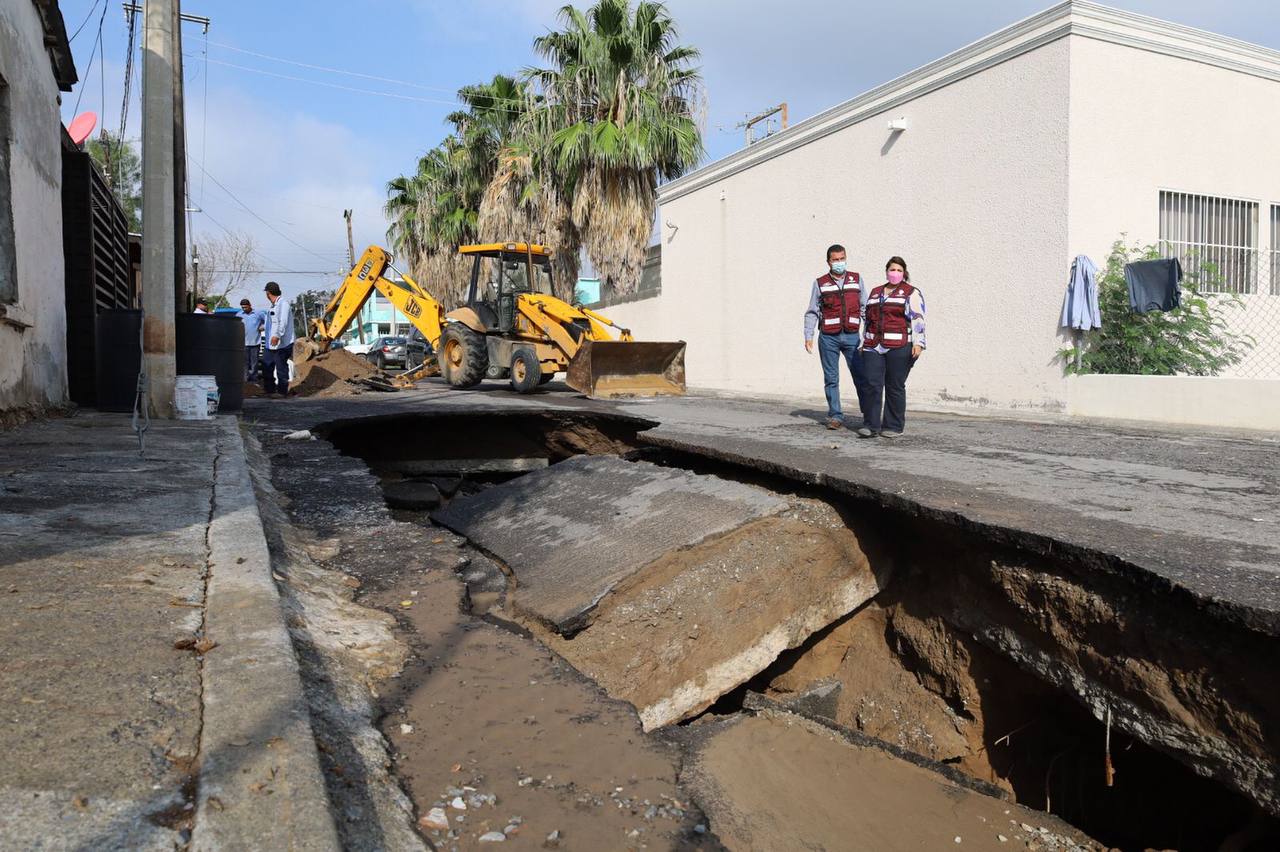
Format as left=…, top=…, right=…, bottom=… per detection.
left=803, top=244, right=873, bottom=434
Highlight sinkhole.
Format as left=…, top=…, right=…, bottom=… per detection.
left=315, top=410, right=1280, bottom=851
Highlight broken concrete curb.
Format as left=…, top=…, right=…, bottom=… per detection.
left=191, top=417, right=340, bottom=851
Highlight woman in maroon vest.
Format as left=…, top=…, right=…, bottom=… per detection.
left=860, top=256, right=926, bottom=437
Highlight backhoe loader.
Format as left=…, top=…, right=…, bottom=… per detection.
left=305, top=243, right=686, bottom=398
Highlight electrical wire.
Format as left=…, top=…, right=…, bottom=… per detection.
left=196, top=207, right=302, bottom=274
left=204, top=39, right=461, bottom=95
left=71, top=0, right=110, bottom=117
left=67, top=0, right=104, bottom=43
left=193, top=55, right=527, bottom=113
left=200, top=27, right=209, bottom=203
left=189, top=155, right=336, bottom=265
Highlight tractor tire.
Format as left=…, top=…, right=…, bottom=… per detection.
left=440, top=326, right=487, bottom=389
left=509, top=348, right=542, bottom=394
left=375, top=353, right=386, bottom=371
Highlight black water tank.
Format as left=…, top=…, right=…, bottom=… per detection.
left=94, top=309, right=143, bottom=412
left=176, top=313, right=243, bottom=412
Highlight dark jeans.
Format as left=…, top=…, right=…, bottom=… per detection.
left=818, top=331, right=872, bottom=424
left=262, top=348, right=290, bottom=395
left=862, top=346, right=916, bottom=433
left=245, top=345, right=260, bottom=381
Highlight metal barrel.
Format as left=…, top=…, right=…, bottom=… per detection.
left=564, top=340, right=687, bottom=398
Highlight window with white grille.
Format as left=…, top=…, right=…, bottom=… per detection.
left=1271, top=204, right=1280, bottom=296
left=1158, top=191, right=1259, bottom=294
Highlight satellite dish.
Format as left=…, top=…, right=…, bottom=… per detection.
left=67, top=112, right=97, bottom=146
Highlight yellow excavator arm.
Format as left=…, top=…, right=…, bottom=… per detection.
left=310, top=245, right=445, bottom=352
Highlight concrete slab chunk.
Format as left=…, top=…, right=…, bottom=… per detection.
left=541, top=500, right=886, bottom=729
left=682, top=713, right=1094, bottom=852
left=431, top=455, right=787, bottom=634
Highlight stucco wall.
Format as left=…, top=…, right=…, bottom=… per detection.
left=1067, top=35, right=1280, bottom=380
left=608, top=39, right=1072, bottom=415
left=0, top=1, right=68, bottom=411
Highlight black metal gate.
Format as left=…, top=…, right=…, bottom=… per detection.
left=62, top=134, right=134, bottom=406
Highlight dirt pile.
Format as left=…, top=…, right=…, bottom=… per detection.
left=290, top=346, right=393, bottom=398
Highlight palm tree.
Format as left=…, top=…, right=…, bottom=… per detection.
left=527, top=0, right=703, bottom=295
left=384, top=168, right=423, bottom=263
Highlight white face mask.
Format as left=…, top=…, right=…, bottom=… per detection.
left=830, top=261, right=847, bottom=275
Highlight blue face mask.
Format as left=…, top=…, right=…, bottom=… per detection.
left=830, top=261, right=847, bottom=275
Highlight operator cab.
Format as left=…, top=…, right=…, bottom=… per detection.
left=459, top=243, right=554, bottom=333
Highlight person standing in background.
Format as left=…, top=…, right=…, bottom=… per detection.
left=861, top=256, right=926, bottom=438
left=238, top=298, right=266, bottom=382
left=803, top=244, right=873, bottom=434
left=262, top=282, right=295, bottom=398
left=193, top=298, right=209, bottom=314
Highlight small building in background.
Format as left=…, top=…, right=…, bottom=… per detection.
left=605, top=1, right=1280, bottom=430
left=0, top=0, right=76, bottom=413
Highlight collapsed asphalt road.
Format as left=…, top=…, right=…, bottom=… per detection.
left=241, top=383, right=1280, bottom=850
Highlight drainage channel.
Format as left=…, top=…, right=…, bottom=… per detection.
left=298, top=411, right=1280, bottom=851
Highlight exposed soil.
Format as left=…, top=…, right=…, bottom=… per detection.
left=290, top=347, right=389, bottom=398
left=253, top=409, right=1280, bottom=852
left=252, top=419, right=717, bottom=851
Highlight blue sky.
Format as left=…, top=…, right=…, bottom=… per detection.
left=55, top=0, right=1280, bottom=301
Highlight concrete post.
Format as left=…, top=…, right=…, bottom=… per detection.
left=141, top=0, right=177, bottom=416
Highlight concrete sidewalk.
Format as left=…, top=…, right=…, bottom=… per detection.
left=0, top=413, right=335, bottom=850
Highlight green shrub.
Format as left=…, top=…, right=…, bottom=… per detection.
left=1059, top=240, right=1254, bottom=376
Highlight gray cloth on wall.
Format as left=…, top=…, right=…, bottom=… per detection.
left=1124, top=258, right=1182, bottom=313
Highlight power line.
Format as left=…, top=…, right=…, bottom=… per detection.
left=67, top=0, right=104, bottom=43
left=189, top=154, right=336, bottom=264
left=202, top=269, right=343, bottom=275
left=71, top=0, right=110, bottom=117
left=196, top=207, right=302, bottom=274
left=193, top=55, right=521, bottom=112
left=205, top=39, right=461, bottom=95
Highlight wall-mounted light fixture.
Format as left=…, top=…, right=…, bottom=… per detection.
left=887, top=117, right=909, bottom=132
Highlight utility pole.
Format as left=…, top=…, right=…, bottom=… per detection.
left=344, top=209, right=365, bottom=342
left=173, top=5, right=187, bottom=311
left=140, top=0, right=178, bottom=416
left=738, top=103, right=789, bottom=146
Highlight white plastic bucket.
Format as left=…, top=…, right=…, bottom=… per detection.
left=176, top=375, right=219, bottom=420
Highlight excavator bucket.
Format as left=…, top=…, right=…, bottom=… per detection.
left=564, top=340, right=687, bottom=398
left=294, top=338, right=326, bottom=362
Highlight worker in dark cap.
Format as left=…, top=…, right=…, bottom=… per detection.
left=262, top=281, right=294, bottom=398
left=239, top=298, right=266, bottom=381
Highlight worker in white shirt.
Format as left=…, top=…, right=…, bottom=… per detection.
left=262, top=281, right=295, bottom=398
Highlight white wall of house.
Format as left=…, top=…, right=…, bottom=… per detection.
left=607, top=3, right=1280, bottom=429
left=0, top=1, right=69, bottom=411
left=608, top=35, right=1073, bottom=415
left=1067, top=29, right=1280, bottom=382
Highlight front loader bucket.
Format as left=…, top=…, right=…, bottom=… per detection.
left=565, top=340, right=687, bottom=398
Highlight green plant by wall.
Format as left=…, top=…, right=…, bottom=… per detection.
left=1059, top=240, right=1254, bottom=376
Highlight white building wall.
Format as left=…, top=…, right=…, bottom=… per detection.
left=0, top=1, right=69, bottom=411
left=1067, top=34, right=1280, bottom=382
left=608, top=39, right=1072, bottom=414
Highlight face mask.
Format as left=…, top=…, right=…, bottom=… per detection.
left=887, top=270, right=905, bottom=285
left=830, top=261, right=847, bottom=275
left=242, top=307, right=251, bottom=313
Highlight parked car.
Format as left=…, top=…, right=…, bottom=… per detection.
left=405, top=329, right=432, bottom=370
left=366, top=336, right=410, bottom=369
left=344, top=338, right=373, bottom=356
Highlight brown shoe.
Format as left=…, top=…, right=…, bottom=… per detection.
left=825, top=418, right=842, bottom=430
